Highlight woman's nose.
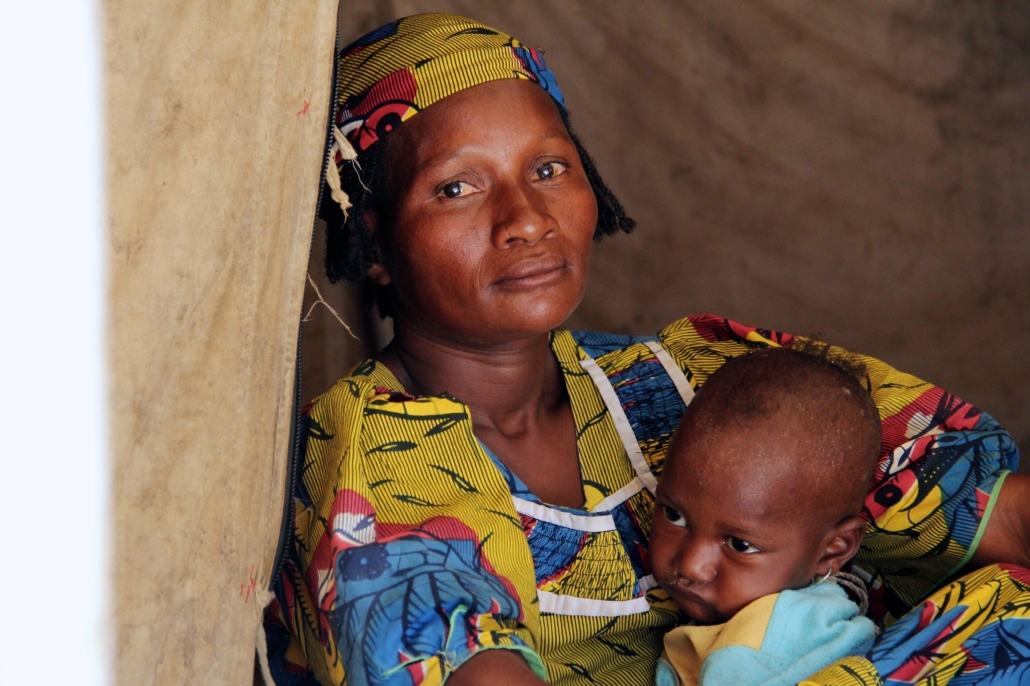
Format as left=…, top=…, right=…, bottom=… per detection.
left=491, top=182, right=556, bottom=248
left=676, top=539, right=718, bottom=585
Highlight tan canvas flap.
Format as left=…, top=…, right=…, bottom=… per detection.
left=107, top=1, right=338, bottom=682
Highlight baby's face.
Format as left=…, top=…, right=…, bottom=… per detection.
left=650, top=423, right=831, bottom=625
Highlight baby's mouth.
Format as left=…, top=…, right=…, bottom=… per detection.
left=668, top=586, right=722, bottom=624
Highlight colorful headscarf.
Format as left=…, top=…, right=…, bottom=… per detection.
left=326, top=13, right=565, bottom=213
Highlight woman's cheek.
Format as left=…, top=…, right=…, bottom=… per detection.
left=563, top=187, right=599, bottom=244
left=400, top=227, right=476, bottom=298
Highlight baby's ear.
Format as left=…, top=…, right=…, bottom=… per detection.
left=815, top=516, right=866, bottom=577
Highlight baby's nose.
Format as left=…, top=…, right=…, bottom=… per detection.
left=677, top=540, right=718, bottom=584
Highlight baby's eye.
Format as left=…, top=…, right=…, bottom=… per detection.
left=726, top=537, right=760, bottom=554
left=439, top=180, right=477, bottom=198
left=535, top=161, right=567, bottom=181
left=661, top=505, right=686, bottom=528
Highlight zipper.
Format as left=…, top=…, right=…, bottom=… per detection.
left=269, top=26, right=341, bottom=589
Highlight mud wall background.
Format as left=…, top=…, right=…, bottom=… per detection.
left=304, top=0, right=1030, bottom=464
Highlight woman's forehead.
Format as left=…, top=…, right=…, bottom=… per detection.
left=394, top=80, right=568, bottom=165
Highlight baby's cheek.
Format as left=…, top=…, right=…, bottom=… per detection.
left=719, top=562, right=787, bottom=614
left=647, top=525, right=677, bottom=583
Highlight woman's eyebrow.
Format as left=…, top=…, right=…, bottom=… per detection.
left=416, top=130, right=573, bottom=172
left=415, top=147, right=476, bottom=173
left=541, top=126, right=570, bottom=141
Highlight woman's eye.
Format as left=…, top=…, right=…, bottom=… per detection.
left=661, top=505, right=686, bottom=528
left=439, top=181, right=475, bottom=198
left=535, top=161, right=566, bottom=181
left=726, top=537, right=760, bottom=554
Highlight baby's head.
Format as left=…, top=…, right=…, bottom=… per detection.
left=650, top=345, right=881, bottom=625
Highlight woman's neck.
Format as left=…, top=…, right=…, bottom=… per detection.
left=378, top=323, right=566, bottom=437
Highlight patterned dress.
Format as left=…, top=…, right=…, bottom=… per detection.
left=264, top=315, right=1028, bottom=686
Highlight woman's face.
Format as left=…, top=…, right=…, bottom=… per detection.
left=368, top=79, right=599, bottom=347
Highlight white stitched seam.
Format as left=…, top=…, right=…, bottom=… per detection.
left=644, top=340, right=696, bottom=406
left=512, top=497, right=616, bottom=532
left=579, top=357, right=659, bottom=494
left=537, top=590, right=650, bottom=616
left=593, top=478, right=645, bottom=513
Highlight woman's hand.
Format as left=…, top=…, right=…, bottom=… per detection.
left=970, top=473, right=1030, bottom=570
left=447, top=650, right=549, bottom=686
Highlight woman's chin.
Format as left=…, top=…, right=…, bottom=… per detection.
left=400, top=287, right=584, bottom=346
left=496, top=295, right=581, bottom=336
left=470, top=314, right=574, bottom=344
left=492, top=280, right=583, bottom=326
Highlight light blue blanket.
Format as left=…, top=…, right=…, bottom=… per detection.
left=657, top=582, right=876, bottom=686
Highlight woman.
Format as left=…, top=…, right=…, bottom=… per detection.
left=264, top=14, right=1030, bottom=686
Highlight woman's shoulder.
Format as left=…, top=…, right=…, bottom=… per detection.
left=567, top=314, right=790, bottom=376
left=307, top=358, right=405, bottom=411
left=306, top=358, right=472, bottom=437
left=655, top=314, right=794, bottom=350
left=569, top=314, right=792, bottom=355
left=305, top=360, right=379, bottom=420
left=653, top=315, right=795, bottom=384
left=303, top=359, right=405, bottom=450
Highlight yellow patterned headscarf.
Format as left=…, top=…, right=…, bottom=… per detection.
left=333, top=13, right=564, bottom=156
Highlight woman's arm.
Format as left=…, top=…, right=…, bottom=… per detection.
left=970, top=473, right=1030, bottom=570
left=272, top=381, right=547, bottom=686
left=447, top=651, right=549, bottom=686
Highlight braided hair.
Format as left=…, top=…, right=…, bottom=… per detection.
left=322, top=106, right=635, bottom=317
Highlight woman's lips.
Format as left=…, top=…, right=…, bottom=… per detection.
left=493, top=254, right=570, bottom=290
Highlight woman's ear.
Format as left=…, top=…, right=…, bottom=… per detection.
left=364, top=209, right=392, bottom=286
left=815, top=516, right=866, bottom=577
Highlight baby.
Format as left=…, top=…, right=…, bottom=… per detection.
left=651, top=346, right=880, bottom=686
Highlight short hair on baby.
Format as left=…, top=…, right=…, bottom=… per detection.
left=676, top=342, right=882, bottom=526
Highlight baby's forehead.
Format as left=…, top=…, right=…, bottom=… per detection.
left=666, top=421, right=833, bottom=512
left=674, top=411, right=821, bottom=472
